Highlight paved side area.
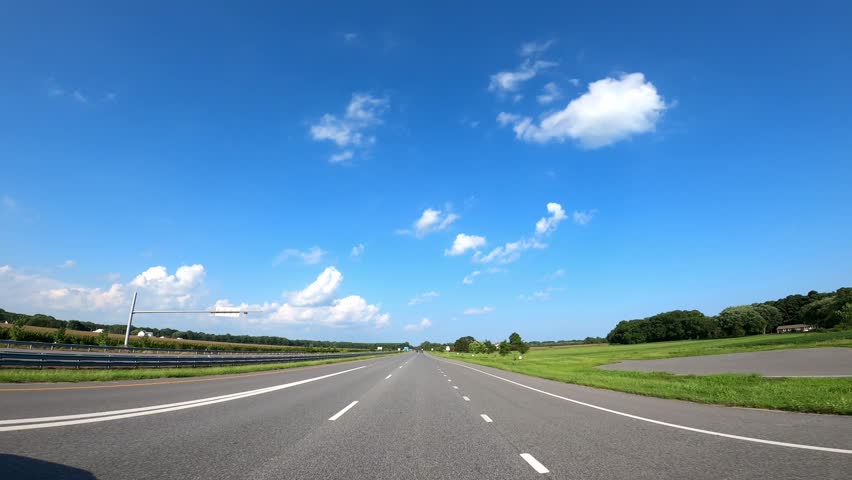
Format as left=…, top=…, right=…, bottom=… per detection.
left=599, top=347, right=852, bottom=376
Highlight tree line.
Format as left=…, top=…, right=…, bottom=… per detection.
left=0, top=308, right=410, bottom=352
left=606, top=287, right=852, bottom=345
left=420, top=332, right=531, bottom=356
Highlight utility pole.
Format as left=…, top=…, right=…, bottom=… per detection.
left=124, top=291, right=138, bottom=347
left=123, top=291, right=257, bottom=347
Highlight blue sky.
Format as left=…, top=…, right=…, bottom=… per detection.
left=2, top=1, right=851, bottom=344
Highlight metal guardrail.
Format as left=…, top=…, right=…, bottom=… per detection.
left=0, top=349, right=393, bottom=369
left=0, top=339, right=345, bottom=356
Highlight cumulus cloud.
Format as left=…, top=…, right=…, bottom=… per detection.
left=351, top=243, right=365, bottom=257
left=573, top=209, right=597, bottom=225
left=519, top=40, right=555, bottom=56
left=224, top=267, right=390, bottom=329
left=489, top=59, right=557, bottom=94
left=463, top=306, right=493, bottom=316
left=468, top=202, right=567, bottom=265
left=462, top=270, right=481, bottom=285
left=404, top=318, right=432, bottom=332
left=289, top=266, right=342, bottom=306
left=0, top=263, right=208, bottom=314
left=309, top=93, right=389, bottom=163
left=330, top=150, right=354, bottom=163
left=474, top=237, right=546, bottom=264
left=274, top=246, right=326, bottom=265
left=129, top=264, right=207, bottom=307
left=498, top=73, right=666, bottom=148
left=408, top=291, right=439, bottom=306
left=535, top=202, right=567, bottom=235
left=445, top=234, right=487, bottom=256
left=399, top=207, right=459, bottom=237
left=537, top=82, right=562, bottom=105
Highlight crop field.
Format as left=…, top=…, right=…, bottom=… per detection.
left=435, top=330, right=852, bottom=414
left=0, top=324, right=351, bottom=353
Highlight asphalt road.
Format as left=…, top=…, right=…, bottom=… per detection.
left=0, top=352, right=850, bottom=479
left=599, top=347, right=852, bottom=376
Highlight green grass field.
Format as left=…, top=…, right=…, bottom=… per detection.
left=0, top=353, right=394, bottom=383
left=434, top=331, right=852, bottom=415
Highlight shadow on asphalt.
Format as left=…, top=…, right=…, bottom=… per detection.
left=0, top=454, right=97, bottom=479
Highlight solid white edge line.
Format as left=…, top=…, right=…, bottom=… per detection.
left=440, top=359, right=852, bottom=455
left=481, top=414, right=493, bottom=423
left=463, top=396, right=470, bottom=401
left=520, top=453, right=550, bottom=474
left=385, top=374, right=392, bottom=380
left=0, top=365, right=369, bottom=431
left=328, top=400, right=359, bottom=421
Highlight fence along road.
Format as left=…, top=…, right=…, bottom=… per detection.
left=0, top=352, right=850, bottom=480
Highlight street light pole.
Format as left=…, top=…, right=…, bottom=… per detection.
left=121, top=291, right=258, bottom=347
left=124, top=291, right=138, bottom=347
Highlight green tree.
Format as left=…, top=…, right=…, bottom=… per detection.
left=97, top=330, right=111, bottom=346
left=837, top=303, right=852, bottom=329
left=508, top=332, right=529, bottom=354
left=498, top=340, right=511, bottom=356
left=482, top=339, right=496, bottom=354
left=718, top=305, right=766, bottom=337
left=53, top=325, right=67, bottom=343
left=468, top=341, right=483, bottom=354
left=10, top=320, right=25, bottom=341
left=453, top=336, right=476, bottom=353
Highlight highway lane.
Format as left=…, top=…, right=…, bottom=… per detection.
left=1, top=351, right=850, bottom=479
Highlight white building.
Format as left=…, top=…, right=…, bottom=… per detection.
left=93, top=328, right=104, bottom=333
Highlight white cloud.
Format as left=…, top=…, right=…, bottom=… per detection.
left=274, top=246, right=326, bottom=265
left=463, top=306, right=493, bottom=316
left=474, top=237, right=546, bottom=264
left=330, top=150, right=354, bottom=163
left=61, top=259, right=77, bottom=269
left=129, top=265, right=206, bottom=306
left=445, top=233, right=487, bottom=256
left=309, top=93, right=389, bottom=163
left=573, top=209, right=597, bottom=225
left=400, top=207, right=459, bottom=237
left=499, top=73, right=666, bottom=148
left=104, top=92, right=117, bottom=101
left=105, top=272, right=121, bottom=282
left=519, top=40, right=555, bottom=56
left=289, top=266, right=343, bottom=306
left=535, top=202, right=567, bottom=235
left=404, top=317, right=432, bottom=332
left=0, top=263, right=208, bottom=314
left=537, top=82, right=562, bottom=105
left=519, top=287, right=564, bottom=302
left=343, top=32, right=359, bottom=43
left=226, top=267, right=389, bottom=329
left=462, top=270, right=481, bottom=285
left=489, top=59, right=557, bottom=94
left=497, top=112, right=521, bottom=127
left=569, top=78, right=580, bottom=87
left=408, top=291, right=439, bottom=306
left=72, top=91, right=88, bottom=103
left=351, top=243, right=365, bottom=257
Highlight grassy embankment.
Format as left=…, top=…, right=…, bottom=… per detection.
left=435, top=330, right=852, bottom=415
left=0, top=353, right=395, bottom=383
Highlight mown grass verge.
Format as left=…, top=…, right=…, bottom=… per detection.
left=434, top=331, right=852, bottom=415
left=0, top=353, right=395, bottom=383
